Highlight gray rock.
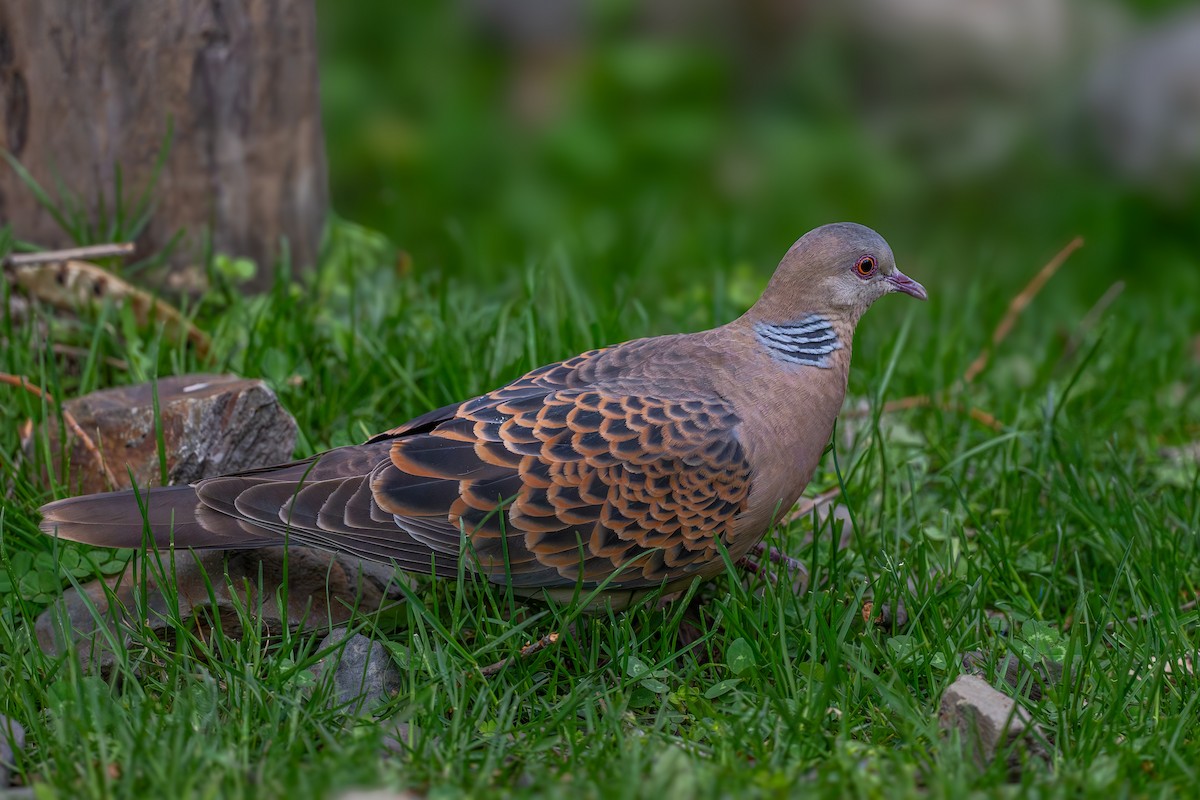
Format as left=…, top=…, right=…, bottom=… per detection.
left=1087, top=9, right=1200, bottom=192
left=24, top=373, right=298, bottom=496
left=939, top=674, right=1049, bottom=775
left=0, top=715, right=25, bottom=788
left=315, top=628, right=402, bottom=715
left=36, top=549, right=412, bottom=674
left=380, top=721, right=414, bottom=756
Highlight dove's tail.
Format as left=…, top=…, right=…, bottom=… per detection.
left=39, top=485, right=277, bottom=551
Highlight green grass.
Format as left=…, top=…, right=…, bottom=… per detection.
left=2, top=207, right=1199, bottom=797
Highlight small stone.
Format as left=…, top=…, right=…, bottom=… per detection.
left=380, top=721, right=414, bottom=756
left=23, top=373, right=298, bottom=496
left=315, top=628, right=402, bottom=715
left=0, top=715, right=26, bottom=788
left=939, top=674, right=1049, bottom=775
left=35, top=549, right=411, bottom=674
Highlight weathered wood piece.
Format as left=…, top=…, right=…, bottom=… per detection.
left=314, top=628, right=404, bottom=715
left=0, top=0, right=327, bottom=289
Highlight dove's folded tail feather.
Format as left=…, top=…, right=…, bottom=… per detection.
left=39, top=485, right=279, bottom=551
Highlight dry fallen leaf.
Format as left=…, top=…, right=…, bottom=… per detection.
left=7, top=259, right=210, bottom=357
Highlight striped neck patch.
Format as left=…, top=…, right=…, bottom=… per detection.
left=754, top=315, right=843, bottom=368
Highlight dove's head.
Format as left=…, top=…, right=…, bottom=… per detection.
left=753, top=223, right=926, bottom=324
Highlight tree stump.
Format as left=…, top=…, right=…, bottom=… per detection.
left=0, top=0, right=328, bottom=290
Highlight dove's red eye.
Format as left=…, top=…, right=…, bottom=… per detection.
left=854, top=255, right=877, bottom=278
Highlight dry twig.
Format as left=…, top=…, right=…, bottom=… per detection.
left=782, top=486, right=844, bottom=525
left=845, top=394, right=1003, bottom=430
left=0, top=372, right=119, bottom=490
left=478, top=632, right=561, bottom=678
left=0, top=340, right=127, bottom=370
left=878, top=395, right=1004, bottom=431
left=848, top=236, right=1086, bottom=430
left=963, top=236, right=1084, bottom=384
left=3, top=242, right=135, bottom=268
left=50, top=343, right=130, bottom=371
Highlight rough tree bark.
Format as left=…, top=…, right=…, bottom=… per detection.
left=0, top=0, right=328, bottom=290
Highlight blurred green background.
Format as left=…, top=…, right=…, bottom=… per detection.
left=315, top=0, right=1200, bottom=317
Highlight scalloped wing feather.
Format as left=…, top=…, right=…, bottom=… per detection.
left=374, top=378, right=751, bottom=589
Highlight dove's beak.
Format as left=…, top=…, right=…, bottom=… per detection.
left=886, top=270, right=928, bottom=301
